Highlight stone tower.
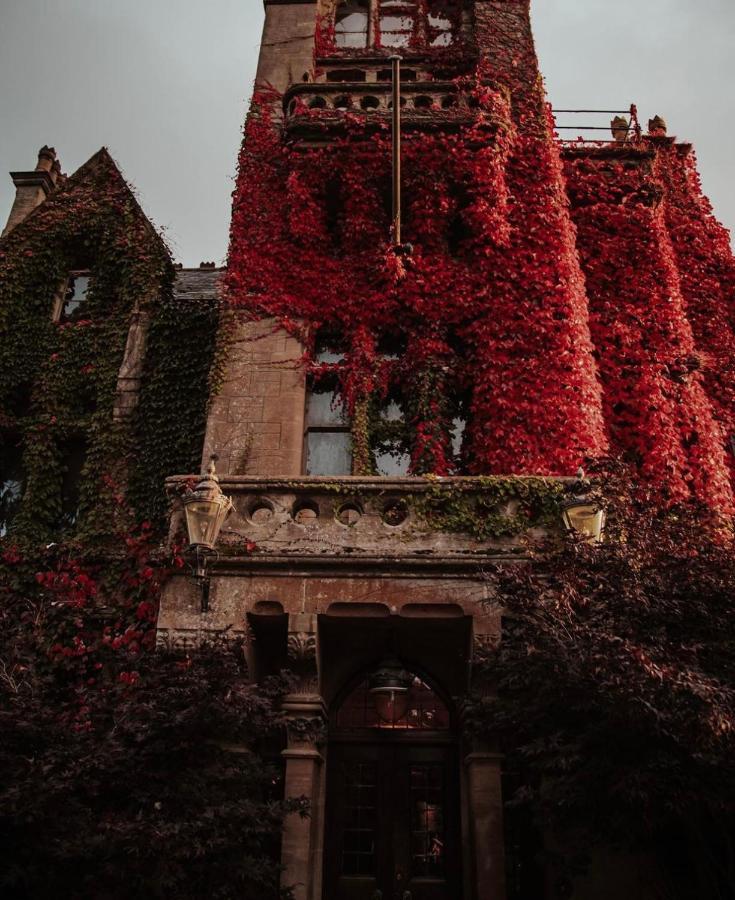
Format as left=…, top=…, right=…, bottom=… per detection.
left=158, top=2, right=735, bottom=899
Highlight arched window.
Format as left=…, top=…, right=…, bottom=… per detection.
left=335, top=0, right=369, bottom=49
left=334, top=669, right=451, bottom=731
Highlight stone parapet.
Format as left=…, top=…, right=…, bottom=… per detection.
left=165, top=474, right=573, bottom=565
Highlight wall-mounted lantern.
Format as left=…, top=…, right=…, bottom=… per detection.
left=182, top=455, right=233, bottom=612
left=562, top=471, right=606, bottom=543
left=369, top=659, right=414, bottom=724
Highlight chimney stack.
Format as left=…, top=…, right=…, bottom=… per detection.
left=1, top=146, right=63, bottom=238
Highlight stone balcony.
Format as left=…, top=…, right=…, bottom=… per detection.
left=166, top=475, right=574, bottom=573
left=282, top=81, right=490, bottom=138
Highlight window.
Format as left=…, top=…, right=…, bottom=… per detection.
left=53, top=271, right=92, bottom=324
left=305, top=382, right=352, bottom=475
left=379, top=0, right=417, bottom=48
left=334, top=0, right=458, bottom=52
left=427, top=1, right=456, bottom=46
left=335, top=0, right=369, bottom=48
left=305, top=386, right=352, bottom=474
left=305, top=335, right=352, bottom=475
left=0, top=437, right=24, bottom=537
left=372, top=396, right=411, bottom=475
left=335, top=671, right=450, bottom=731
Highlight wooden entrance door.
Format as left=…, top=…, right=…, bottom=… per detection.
left=325, top=740, right=461, bottom=900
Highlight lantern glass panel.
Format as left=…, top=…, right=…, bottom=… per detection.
left=564, top=504, right=605, bottom=542
left=374, top=688, right=411, bottom=724
left=185, top=500, right=223, bottom=548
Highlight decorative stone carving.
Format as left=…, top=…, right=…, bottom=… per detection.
left=286, top=714, right=327, bottom=748
left=156, top=627, right=202, bottom=651
left=473, top=632, right=498, bottom=656
left=288, top=631, right=317, bottom=664
left=286, top=614, right=320, bottom=696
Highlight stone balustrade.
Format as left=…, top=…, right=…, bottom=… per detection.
left=284, top=81, right=466, bottom=116
left=167, top=475, right=574, bottom=569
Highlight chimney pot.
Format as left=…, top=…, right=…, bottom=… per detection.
left=36, top=146, right=57, bottom=173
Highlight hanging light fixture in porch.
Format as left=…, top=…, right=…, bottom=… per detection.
left=368, top=658, right=414, bottom=724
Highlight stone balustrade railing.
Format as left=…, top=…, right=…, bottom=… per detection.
left=166, top=475, right=575, bottom=569
left=284, top=81, right=468, bottom=118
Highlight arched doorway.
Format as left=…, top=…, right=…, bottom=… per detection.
left=324, top=665, right=462, bottom=900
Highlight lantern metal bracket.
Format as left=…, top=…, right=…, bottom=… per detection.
left=189, top=545, right=219, bottom=613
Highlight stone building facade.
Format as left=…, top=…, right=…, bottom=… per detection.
left=3, top=1, right=735, bottom=899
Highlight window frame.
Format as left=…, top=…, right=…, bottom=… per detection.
left=333, top=0, right=459, bottom=52
left=52, top=269, right=92, bottom=324
left=303, top=376, right=353, bottom=476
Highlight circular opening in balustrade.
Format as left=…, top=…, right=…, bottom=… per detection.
left=309, top=96, right=327, bottom=110
left=382, top=499, right=408, bottom=527
left=360, top=95, right=380, bottom=111
left=333, top=95, right=352, bottom=110
left=248, top=500, right=275, bottom=525
left=293, top=500, right=320, bottom=525
left=414, top=95, right=434, bottom=110
left=336, top=503, right=363, bottom=527
left=441, top=95, right=457, bottom=109
left=387, top=97, right=407, bottom=109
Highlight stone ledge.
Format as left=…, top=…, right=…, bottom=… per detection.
left=167, top=475, right=574, bottom=560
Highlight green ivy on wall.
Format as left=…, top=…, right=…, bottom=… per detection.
left=129, top=295, right=219, bottom=526
left=0, top=150, right=218, bottom=546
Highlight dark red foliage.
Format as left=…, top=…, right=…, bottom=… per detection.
left=227, top=5, right=735, bottom=508
left=469, top=495, right=735, bottom=897
left=0, top=541, right=298, bottom=900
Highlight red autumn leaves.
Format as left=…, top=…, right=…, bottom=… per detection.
left=227, top=43, right=735, bottom=509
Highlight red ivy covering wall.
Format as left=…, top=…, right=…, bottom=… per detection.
left=226, top=0, right=735, bottom=508
left=227, top=10, right=607, bottom=476
left=654, top=142, right=735, bottom=487
left=564, top=149, right=733, bottom=510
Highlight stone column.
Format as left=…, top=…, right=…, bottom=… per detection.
left=465, top=748, right=506, bottom=900
left=465, top=627, right=507, bottom=900
left=281, top=614, right=327, bottom=900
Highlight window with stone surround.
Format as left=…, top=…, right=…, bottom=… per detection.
left=305, top=379, right=353, bottom=475
left=334, top=0, right=459, bottom=51
left=305, top=337, right=352, bottom=475
left=335, top=0, right=369, bottom=48
left=52, top=271, right=92, bottom=324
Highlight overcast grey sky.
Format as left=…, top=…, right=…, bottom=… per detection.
left=1, top=1, right=733, bottom=265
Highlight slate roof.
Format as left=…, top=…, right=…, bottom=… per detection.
left=173, top=267, right=225, bottom=303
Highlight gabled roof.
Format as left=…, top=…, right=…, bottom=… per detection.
left=0, top=147, right=170, bottom=259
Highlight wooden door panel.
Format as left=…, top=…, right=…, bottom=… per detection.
left=326, top=743, right=460, bottom=900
